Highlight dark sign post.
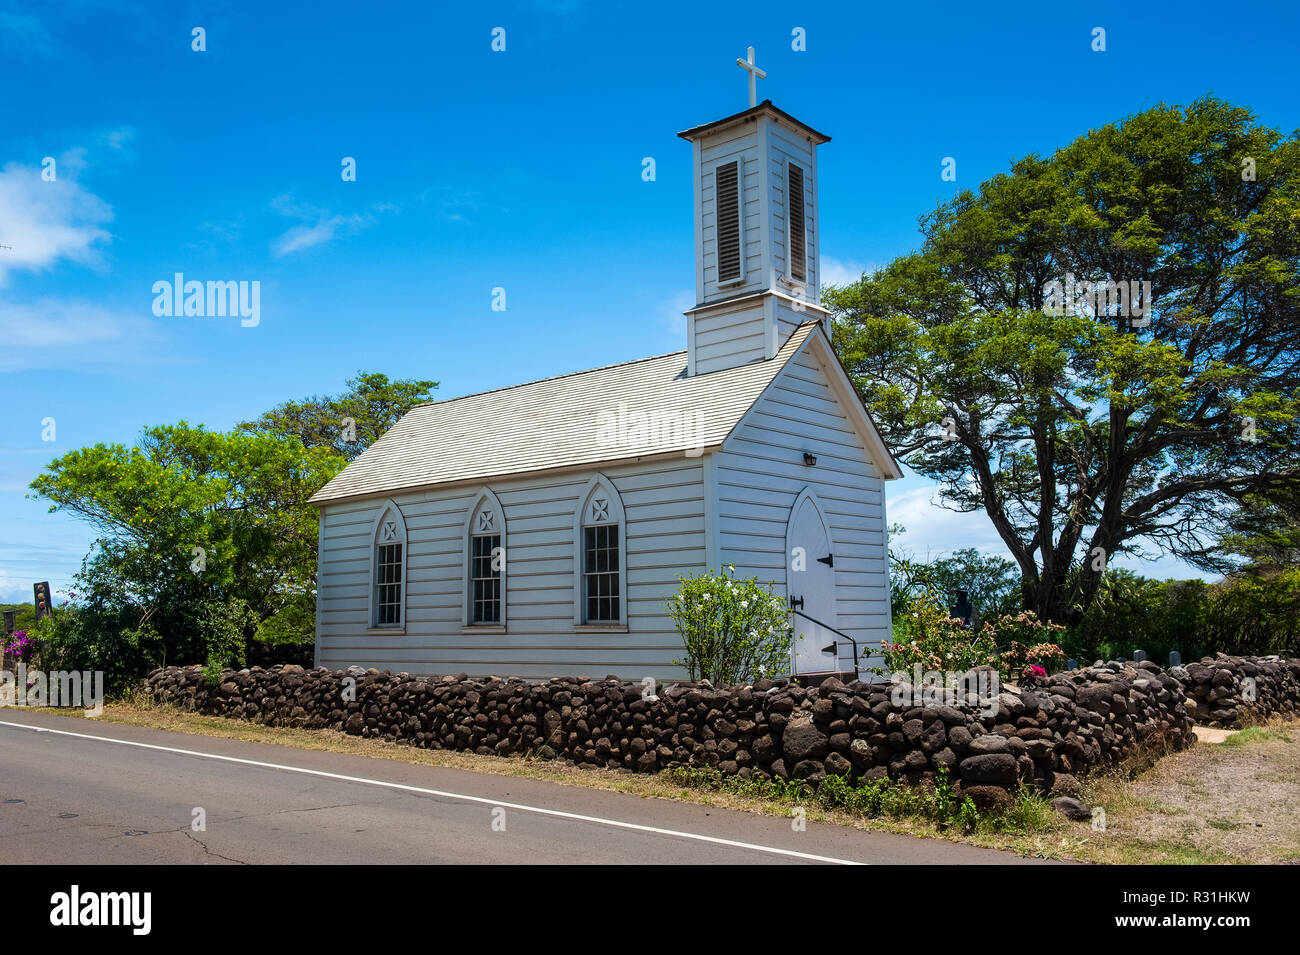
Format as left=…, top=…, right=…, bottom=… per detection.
left=2, top=609, right=14, bottom=635
left=33, top=581, right=52, bottom=623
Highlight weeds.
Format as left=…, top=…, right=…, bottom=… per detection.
left=666, top=764, right=1000, bottom=833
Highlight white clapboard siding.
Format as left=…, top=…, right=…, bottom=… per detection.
left=713, top=341, right=891, bottom=673
left=316, top=456, right=706, bottom=679
left=692, top=296, right=769, bottom=374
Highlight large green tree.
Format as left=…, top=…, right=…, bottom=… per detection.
left=27, top=371, right=439, bottom=680
left=828, top=97, right=1300, bottom=622
left=29, top=424, right=345, bottom=661
left=239, top=370, right=438, bottom=461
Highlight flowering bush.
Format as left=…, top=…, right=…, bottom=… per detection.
left=983, top=611, right=1067, bottom=678
left=877, top=591, right=1000, bottom=675
left=669, top=566, right=793, bottom=684
left=4, top=630, right=34, bottom=662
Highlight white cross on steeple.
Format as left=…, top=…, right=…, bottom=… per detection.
left=735, top=45, right=765, bottom=108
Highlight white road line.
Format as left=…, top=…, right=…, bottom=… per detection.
left=0, top=717, right=864, bottom=865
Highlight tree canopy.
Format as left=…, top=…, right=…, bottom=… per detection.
left=888, top=536, right=1022, bottom=622
left=827, top=97, right=1300, bottom=622
left=239, top=371, right=438, bottom=461
left=27, top=370, right=438, bottom=675
left=29, top=424, right=344, bottom=650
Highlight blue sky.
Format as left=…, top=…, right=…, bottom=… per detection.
left=2, top=0, right=1297, bottom=603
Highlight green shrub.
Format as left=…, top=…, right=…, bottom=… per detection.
left=877, top=590, right=1000, bottom=676
left=1059, top=568, right=1298, bottom=663
left=30, top=595, right=253, bottom=698
left=983, top=611, right=1067, bottom=677
left=31, top=606, right=162, bottom=696
left=668, top=566, right=793, bottom=684
left=978, top=786, right=1057, bottom=834
left=1063, top=571, right=1210, bottom=662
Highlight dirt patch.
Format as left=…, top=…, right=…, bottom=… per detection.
left=1071, top=720, right=1300, bottom=864
left=1192, top=725, right=1237, bottom=744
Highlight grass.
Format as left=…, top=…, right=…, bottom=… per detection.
left=21, top=694, right=1300, bottom=864
left=1221, top=725, right=1293, bottom=746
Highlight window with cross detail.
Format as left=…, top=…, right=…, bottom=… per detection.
left=372, top=505, right=406, bottom=628
left=469, top=502, right=502, bottom=624
left=577, top=481, right=625, bottom=625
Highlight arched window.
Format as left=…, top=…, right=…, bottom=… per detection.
left=463, top=488, right=507, bottom=627
left=370, top=500, right=407, bottom=629
left=573, top=474, right=627, bottom=626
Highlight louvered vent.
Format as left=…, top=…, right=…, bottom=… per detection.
left=788, top=162, right=806, bottom=283
left=715, top=161, right=741, bottom=283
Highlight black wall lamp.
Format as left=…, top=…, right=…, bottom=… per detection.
left=802, top=452, right=817, bottom=466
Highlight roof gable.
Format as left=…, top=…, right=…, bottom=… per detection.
left=801, top=327, right=904, bottom=480
left=722, top=323, right=904, bottom=481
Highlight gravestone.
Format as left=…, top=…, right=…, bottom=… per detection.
left=1169, top=650, right=1181, bottom=667
left=2, top=610, right=14, bottom=635
left=1134, top=649, right=1147, bottom=663
left=948, top=589, right=979, bottom=630
left=1067, top=659, right=1077, bottom=671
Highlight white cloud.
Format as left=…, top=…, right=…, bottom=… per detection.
left=0, top=152, right=113, bottom=284
left=0, top=550, right=79, bottom=604
left=886, top=483, right=1007, bottom=560
left=658, top=288, right=694, bottom=340
left=270, top=194, right=373, bottom=257
left=273, top=213, right=369, bottom=257
left=0, top=298, right=163, bottom=371
left=103, top=127, right=135, bottom=153
left=0, top=141, right=164, bottom=370
left=820, top=254, right=875, bottom=290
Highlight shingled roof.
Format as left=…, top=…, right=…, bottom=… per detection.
left=309, top=322, right=822, bottom=504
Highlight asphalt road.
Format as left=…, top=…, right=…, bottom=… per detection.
left=0, top=709, right=1048, bottom=865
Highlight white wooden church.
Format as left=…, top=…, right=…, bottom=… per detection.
left=310, top=56, right=902, bottom=680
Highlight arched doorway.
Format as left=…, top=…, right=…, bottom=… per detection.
left=785, top=488, right=840, bottom=674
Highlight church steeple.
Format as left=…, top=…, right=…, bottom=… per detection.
left=677, top=56, right=831, bottom=376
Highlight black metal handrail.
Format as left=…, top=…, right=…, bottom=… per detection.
left=792, top=609, right=859, bottom=672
